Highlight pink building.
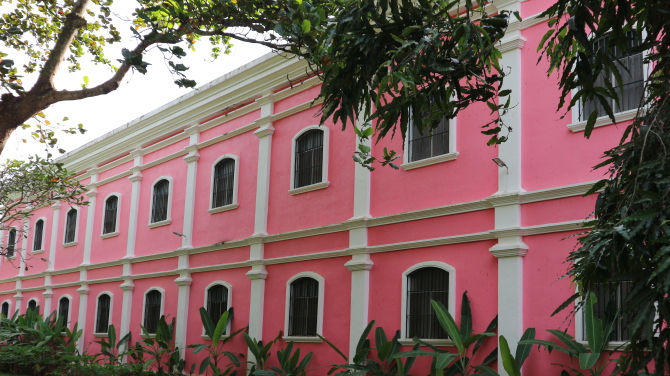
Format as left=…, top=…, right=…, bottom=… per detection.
left=0, top=3, right=644, bottom=373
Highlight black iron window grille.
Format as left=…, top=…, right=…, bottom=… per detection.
left=406, top=267, right=449, bottom=339
left=212, top=159, right=235, bottom=208
left=151, top=180, right=170, bottom=223
left=58, top=297, right=69, bottom=326
left=33, top=220, right=44, bottom=251
left=103, top=196, right=118, bottom=234
left=144, top=290, right=162, bottom=334
left=27, top=299, right=37, bottom=313
left=206, top=285, right=229, bottom=330
left=288, top=277, right=319, bottom=337
left=587, top=281, right=634, bottom=342
left=1, top=302, right=8, bottom=317
left=580, top=31, right=644, bottom=120
left=294, top=130, right=324, bottom=189
left=95, top=294, right=111, bottom=333
left=64, top=209, right=77, bottom=243
left=408, top=114, right=450, bottom=162
left=6, top=229, right=16, bottom=258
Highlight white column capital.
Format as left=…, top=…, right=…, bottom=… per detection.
left=344, top=258, right=374, bottom=271
left=246, top=266, right=268, bottom=280
left=254, top=125, right=275, bottom=138
left=120, top=280, right=135, bottom=292
left=174, top=275, right=193, bottom=286
left=489, top=242, right=528, bottom=258
left=77, top=284, right=90, bottom=295
left=51, top=202, right=62, bottom=210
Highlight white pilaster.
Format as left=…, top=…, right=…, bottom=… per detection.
left=119, top=262, right=134, bottom=348
left=13, top=290, right=22, bottom=314
left=126, top=150, right=143, bottom=259
left=174, top=252, right=192, bottom=359
left=83, top=169, right=99, bottom=265
left=42, top=281, right=53, bottom=315
left=76, top=283, right=90, bottom=353
left=182, top=126, right=200, bottom=249
left=252, top=93, right=275, bottom=237
left=18, top=218, right=28, bottom=276
left=48, top=202, right=61, bottom=271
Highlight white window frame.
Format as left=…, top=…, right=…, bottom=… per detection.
left=141, top=287, right=165, bottom=337
left=101, top=193, right=122, bottom=238
left=62, top=207, right=80, bottom=247
left=400, top=261, right=456, bottom=346
left=57, top=294, right=72, bottom=327
left=26, top=298, right=39, bottom=314
left=148, top=177, right=173, bottom=228
left=289, top=125, right=330, bottom=195
left=401, top=114, right=458, bottom=170
left=5, top=226, right=18, bottom=259
left=568, top=30, right=650, bottom=132
left=208, top=155, right=240, bottom=214
left=201, top=281, right=233, bottom=339
left=1, top=299, right=12, bottom=317
left=574, top=288, right=631, bottom=350
left=93, top=291, right=114, bottom=335
left=31, top=217, right=47, bottom=254
left=283, top=271, right=325, bottom=343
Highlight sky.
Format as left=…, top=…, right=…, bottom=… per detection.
left=0, top=3, right=271, bottom=161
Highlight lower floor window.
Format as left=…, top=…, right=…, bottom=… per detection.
left=406, top=267, right=449, bottom=339
left=588, top=281, right=634, bottom=342
left=144, top=290, right=162, bottom=334
left=288, top=277, right=319, bottom=337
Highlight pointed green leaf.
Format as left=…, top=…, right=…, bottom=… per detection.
left=431, top=300, right=463, bottom=354
left=499, top=336, right=521, bottom=376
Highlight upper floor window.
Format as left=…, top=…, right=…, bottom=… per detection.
left=27, top=299, right=38, bottom=314
left=585, top=281, right=634, bottom=343
left=33, top=219, right=45, bottom=252
left=58, top=296, right=70, bottom=326
left=206, top=284, right=229, bottom=327
left=408, top=114, right=450, bottom=163
left=580, top=31, right=644, bottom=121
left=6, top=228, right=17, bottom=258
left=403, top=264, right=453, bottom=340
left=103, top=195, right=119, bottom=235
left=64, top=208, right=78, bottom=244
left=1, top=301, right=9, bottom=317
left=286, top=274, right=324, bottom=338
left=151, top=179, right=170, bottom=224
left=212, top=158, right=236, bottom=209
left=143, top=289, right=163, bottom=334
left=293, top=129, right=326, bottom=190
left=95, top=293, right=112, bottom=334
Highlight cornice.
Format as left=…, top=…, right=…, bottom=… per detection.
left=520, top=181, right=597, bottom=204
left=368, top=200, right=491, bottom=227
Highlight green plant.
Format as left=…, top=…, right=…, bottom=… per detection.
left=136, top=316, right=183, bottom=375
left=244, top=331, right=283, bottom=375
left=94, top=324, right=132, bottom=366
left=190, top=307, right=245, bottom=376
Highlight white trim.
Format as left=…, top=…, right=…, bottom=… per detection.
left=101, top=193, right=122, bottom=236
left=0, top=299, right=12, bottom=317
left=148, top=176, right=174, bottom=226
left=567, top=108, right=638, bottom=132
left=290, top=125, right=330, bottom=191
left=574, top=291, right=629, bottom=351
left=401, top=116, right=458, bottom=169
left=288, top=181, right=330, bottom=195
left=400, top=262, right=456, bottom=342
left=209, top=155, right=240, bottom=211
left=57, top=294, right=73, bottom=327
left=93, top=291, right=114, bottom=334
left=62, top=207, right=81, bottom=246
left=31, top=217, right=47, bottom=254
left=26, top=298, right=39, bottom=314
left=283, top=272, right=325, bottom=341
left=201, top=281, right=233, bottom=338
left=141, top=287, right=165, bottom=333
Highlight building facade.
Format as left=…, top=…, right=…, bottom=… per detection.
left=0, top=1, right=644, bottom=373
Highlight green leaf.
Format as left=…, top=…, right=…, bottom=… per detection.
left=301, top=19, right=312, bottom=33
left=431, top=300, right=463, bottom=354
left=583, top=292, right=604, bottom=352
left=499, top=336, right=521, bottom=376
left=515, top=328, right=536, bottom=366
left=579, top=352, right=600, bottom=369
left=212, top=310, right=230, bottom=347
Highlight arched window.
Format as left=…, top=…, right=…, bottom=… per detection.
left=27, top=299, right=38, bottom=313
left=143, top=289, right=163, bottom=334
left=58, top=296, right=70, bottom=326
left=6, top=228, right=16, bottom=258
left=206, top=284, right=229, bottom=326
left=405, top=267, right=450, bottom=339
left=287, top=276, right=320, bottom=337
left=212, top=158, right=236, bottom=208
left=294, top=129, right=324, bottom=189
left=103, top=196, right=119, bottom=234
left=151, top=180, right=170, bottom=223
left=33, top=219, right=45, bottom=252
left=95, top=293, right=112, bottom=333
left=1, top=301, right=10, bottom=317
left=64, top=208, right=78, bottom=244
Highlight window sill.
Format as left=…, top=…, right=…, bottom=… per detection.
left=201, top=334, right=230, bottom=340
left=140, top=334, right=157, bottom=338
left=148, top=220, right=171, bottom=228
left=63, top=241, right=78, bottom=248
left=208, top=203, right=239, bottom=214
left=577, top=340, right=627, bottom=351
left=6, top=255, right=16, bottom=260
left=93, top=333, right=109, bottom=338
left=398, top=338, right=455, bottom=347
left=282, top=336, right=323, bottom=343
left=31, top=249, right=45, bottom=254
left=401, top=152, right=459, bottom=171
left=289, top=181, right=330, bottom=195
left=568, top=109, right=638, bottom=132
left=100, top=232, right=119, bottom=239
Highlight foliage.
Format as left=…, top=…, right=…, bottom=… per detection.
left=539, top=0, right=670, bottom=373
left=521, top=293, right=619, bottom=375
left=135, top=315, right=184, bottom=375
left=189, top=307, right=245, bottom=376
left=244, top=331, right=282, bottom=375
left=94, top=324, right=132, bottom=366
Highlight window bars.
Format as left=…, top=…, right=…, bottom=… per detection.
left=33, top=220, right=44, bottom=251
left=212, top=159, right=235, bottom=208
left=95, top=294, right=111, bottom=333
left=294, top=130, right=324, bottom=189
left=58, top=297, right=69, bottom=326
left=406, top=267, right=449, bottom=339
left=64, top=209, right=77, bottom=243
left=1, top=302, right=8, bottom=317
left=409, top=115, right=450, bottom=162
left=288, top=277, right=319, bottom=336
left=103, top=196, right=118, bottom=234
left=589, top=281, right=635, bottom=342
left=144, top=290, right=162, bottom=334
left=151, top=180, right=170, bottom=223
left=206, top=285, right=229, bottom=329
left=6, top=229, right=16, bottom=258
